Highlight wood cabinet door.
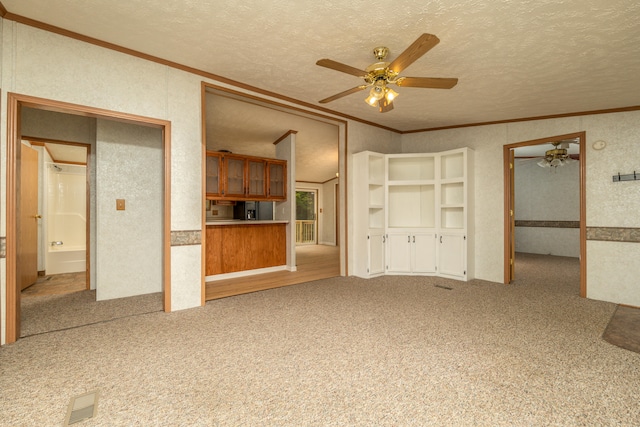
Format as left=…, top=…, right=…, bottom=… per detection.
left=267, top=161, right=286, bottom=200
left=224, top=155, right=247, bottom=198
left=247, top=159, right=267, bottom=198
left=205, top=152, right=222, bottom=197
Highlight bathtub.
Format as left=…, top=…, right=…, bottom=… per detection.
left=46, top=245, right=86, bottom=275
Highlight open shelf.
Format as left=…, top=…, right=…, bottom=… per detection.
left=369, top=155, right=385, bottom=184
left=441, top=182, right=464, bottom=205
left=441, top=207, right=464, bottom=229
left=369, top=184, right=384, bottom=206
left=388, top=156, right=435, bottom=181
left=441, top=152, right=464, bottom=180
left=369, top=208, right=385, bottom=229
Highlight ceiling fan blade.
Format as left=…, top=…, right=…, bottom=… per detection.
left=316, top=59, right=367, bottom=78
left=388, top=33, right=440, bottom=74
left=396, top=76, right=458, bottom=89
left=378, top=98, right=394, bottom=113
left=319, top=85, right=367, bottom=103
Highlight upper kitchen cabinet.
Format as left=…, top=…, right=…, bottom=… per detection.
left=205, top=152, right=223, bottom=198
left=267, top=160, right=287, bottom=200
left=206, top=151, right=286, bottom=201
left=224, top=154, right=248, bottom=198
left=247, top=158, right=267, bottom=198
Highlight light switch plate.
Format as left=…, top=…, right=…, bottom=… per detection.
left=116, top=199, right=125, bottom=210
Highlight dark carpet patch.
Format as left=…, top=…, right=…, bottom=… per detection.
left=603, top=305, right=640, bottom=354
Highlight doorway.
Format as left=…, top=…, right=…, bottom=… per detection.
left=503, top=132, right=586, bottom=297
left=5, top=93, right=172, bottom=344
left=202, top=83, right=348, bottom=287
left=296, top=189, right=318, bottom=245
left=27, top=139, right=90, bottom=289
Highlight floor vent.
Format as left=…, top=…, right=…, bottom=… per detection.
left=64, top=390, right=99, bottom=425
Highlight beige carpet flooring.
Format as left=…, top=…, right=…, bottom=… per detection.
left=20, top=290, right=163, bottom=337
left=1, top=253, right=639, bottom=426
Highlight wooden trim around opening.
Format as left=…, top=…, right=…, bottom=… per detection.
left=503, top=132, right=586, bottom=297
left=4, top=92, right=172, bottom=344
left=200, top=82, right=349, bottom=289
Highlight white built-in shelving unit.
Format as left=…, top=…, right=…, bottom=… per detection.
left=352, top=147, right=473, bottom=281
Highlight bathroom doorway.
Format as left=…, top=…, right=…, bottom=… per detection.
left=23, top=139, right=90, bottom=296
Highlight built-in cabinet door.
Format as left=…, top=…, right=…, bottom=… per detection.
left=224, top=155, right=247, bottom=198
left=439, top=233, right=466, bottom=278
left=206, top=150, right=287, bottom=201
left=268, top=161, right=286, bottom=200
left=247, top=159, right=267, bottom=198
left=368, top=230, right=385, bottom=275
left=386, top=233, right=412, bottom=273
left=205, top=152, right=222, bottom=198
left=412, top=233, right=437, bottom=273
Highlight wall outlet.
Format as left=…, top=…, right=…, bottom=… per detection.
left=116, top=199, right=125, bottom=210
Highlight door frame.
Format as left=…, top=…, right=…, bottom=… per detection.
left=503, top=131, right=586, bottom=297
left=5, top=92, right=172, bottom=344
left=26, top=137, right=91, bottom=290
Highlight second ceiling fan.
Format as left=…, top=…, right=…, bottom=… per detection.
left=316, top=33, right=458, bottom=113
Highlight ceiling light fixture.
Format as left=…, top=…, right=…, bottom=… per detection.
left=537, top=142, right=576, bottom=168
left=364, top=78, right=398, bottom=109
left=317, top=34, right=458, bottom=113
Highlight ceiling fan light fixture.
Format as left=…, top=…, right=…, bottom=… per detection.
left=316, top=33, right=457, bottom=113
left=365, top=80, right=387, bottom=107
left=537, top=141, right=577, bottom=168
left=365, top=93, right=380, bottom=106
left=385, top=87, right=399, bottom=102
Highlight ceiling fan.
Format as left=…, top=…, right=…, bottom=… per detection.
left=316, top=33, right=458, bottom=113
left=537, top=140, right=579, bottom=168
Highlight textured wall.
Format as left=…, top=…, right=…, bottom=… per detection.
left=582, top=111, right=640, bottom=306
left=0, top=22, right=205, bottom=328
left=514, top=158, right=580, bottom=257
left=401, top=111, right=640, bottom=306
left=95, top=120, right=163, bottom=300
left=322, top=179, right=339, bottom=246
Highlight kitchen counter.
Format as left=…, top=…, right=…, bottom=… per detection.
left=206, top=219, right=289, bottom=226
left=205, top=221, right=287, bottom=276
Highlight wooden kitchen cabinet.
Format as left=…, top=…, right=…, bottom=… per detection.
left=223, top=154, right=248, bottom=198
left=247, top=158, right=267, bottom=198
left=205, top=223, right=287, bottom=275
left=267, top=160, right=287, bottom=200
left=205, top=152, right=223, bottom=198
left=206, top=151, right=284, bottom=201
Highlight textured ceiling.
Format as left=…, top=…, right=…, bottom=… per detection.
left=4, top=0, right=640, bottom=131
left=3, top=0, right=639, bottom=180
